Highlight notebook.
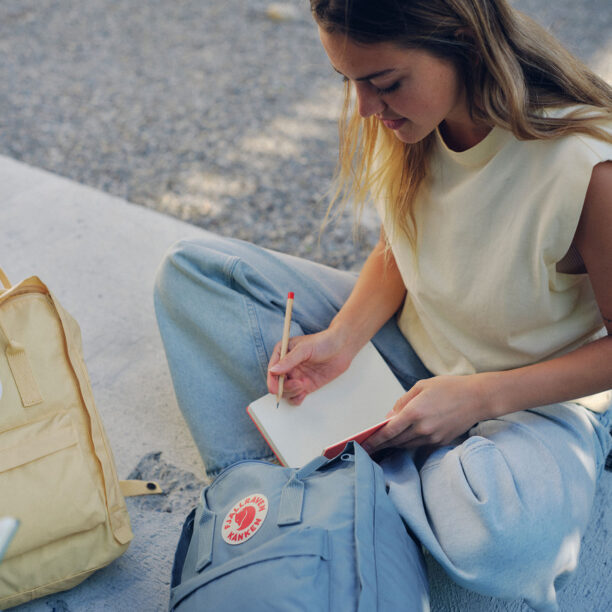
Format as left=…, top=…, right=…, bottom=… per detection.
left=247, top=342, right=404, bottom=467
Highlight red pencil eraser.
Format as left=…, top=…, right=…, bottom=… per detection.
left=288, top=292, right=294, bottom=299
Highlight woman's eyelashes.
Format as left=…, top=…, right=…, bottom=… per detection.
left=375, top=81, right=401, bottom=95
left=339, top=75, right=401, bottom=96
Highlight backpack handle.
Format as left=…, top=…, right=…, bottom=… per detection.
left=0, top=268, right=11, bottom=289
left=0, top=317, right=44, bottom=407
left=277, top=453, right=330, bottom=526
left=194, top=504, right=216, bottom=572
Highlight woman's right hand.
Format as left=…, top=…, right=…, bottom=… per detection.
left=267, top=328, right=356, bottom=405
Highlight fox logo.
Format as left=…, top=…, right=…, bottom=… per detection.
left=222, top=494, right=268, bottom=545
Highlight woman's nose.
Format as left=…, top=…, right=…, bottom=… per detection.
left=355, top=83, right=385, bottom=118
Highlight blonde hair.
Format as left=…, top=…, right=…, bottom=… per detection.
left=312, top=0, right=612, bottom=247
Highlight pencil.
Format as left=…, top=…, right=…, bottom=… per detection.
left=276, top=291, right=294, bottom=408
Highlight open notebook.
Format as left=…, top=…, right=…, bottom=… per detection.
left=247, top=342, right=404, bottom=467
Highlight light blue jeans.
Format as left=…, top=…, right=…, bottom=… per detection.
left=154, top=233, right=611, bottom=611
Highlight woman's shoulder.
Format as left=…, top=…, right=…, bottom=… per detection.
left=511, top=104, right=612, bottom=169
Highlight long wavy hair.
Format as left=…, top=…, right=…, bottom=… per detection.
left=311, top=0, right=612, bottom=247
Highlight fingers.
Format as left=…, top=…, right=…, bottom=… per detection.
left=269, top=339, right=310, bottom=376
left=266, top=336, right=311, bottom=397
left=285, top=391, right=307, bottom=406
left=266, top=369, right=307, bottom=405
left=266, top=330, right=348, bottom=402
left=389, top=382, right=421, bottom=415
left=364, top=384, right=424, bottom=452
left=278, top=377, right=307, bottom=405
left=364, top=426, right=424, bottom=452
left=266, top=341, right=282, bottom=393
left=363, top=413, right=415, bottom=451
left=363, top=425, right=432, bottom=454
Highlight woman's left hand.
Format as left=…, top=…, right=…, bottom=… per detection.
left=362, top=374, right=492, bottom=452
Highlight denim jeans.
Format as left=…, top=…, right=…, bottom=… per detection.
left=154, top=233, right=611, bottom=611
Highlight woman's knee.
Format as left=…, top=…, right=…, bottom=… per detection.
left=421, top=436, right=573, bottom=596
left=154, top=236, right=247, bottom=303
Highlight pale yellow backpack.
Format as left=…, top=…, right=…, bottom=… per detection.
left=0, top=268, right=160, bottom=608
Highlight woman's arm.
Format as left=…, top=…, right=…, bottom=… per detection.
left=267, top=229, right=406, bottom=404
left=328, top=229, right=407, bottom=355
left=365, top=161, right=612, bottom=452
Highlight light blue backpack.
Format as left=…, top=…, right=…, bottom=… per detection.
left=169, top=442, right=428, bottom=611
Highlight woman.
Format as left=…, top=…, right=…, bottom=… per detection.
left=155, top=1, right=611, bottom=609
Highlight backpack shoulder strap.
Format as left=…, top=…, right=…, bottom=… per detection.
left=119, top=479, right=163, bottom=497
left=0, top=268, right=11, bottom=289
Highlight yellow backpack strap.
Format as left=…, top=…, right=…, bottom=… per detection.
left=119, top=479, right=163, bottom=497
left=0, top=318, right=43, bottom=407
left=0, top=268, right=10, bottom=289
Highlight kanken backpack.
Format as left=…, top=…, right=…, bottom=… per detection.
left=0, top=268, right=159, bottom=608
left=169, top=442, right=429, bottom=611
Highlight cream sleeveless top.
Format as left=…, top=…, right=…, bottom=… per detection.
left=377, top=108, right=612, bottom=412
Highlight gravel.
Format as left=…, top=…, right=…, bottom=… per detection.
left=1, top=0, right=610, bottom=270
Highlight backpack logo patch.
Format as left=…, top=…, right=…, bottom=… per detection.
left=222, top=494, right=268, bottom=545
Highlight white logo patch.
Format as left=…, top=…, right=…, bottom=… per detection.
left=222, top=494, right=268, bottom=545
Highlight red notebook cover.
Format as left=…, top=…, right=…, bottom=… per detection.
left=322, top=418, right=391, bottom=459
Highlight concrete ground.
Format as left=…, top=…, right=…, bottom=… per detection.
left=1, top=156, right=610, bottom=611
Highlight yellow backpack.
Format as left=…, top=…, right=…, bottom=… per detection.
left=0, top=268, right=159, bottom=608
